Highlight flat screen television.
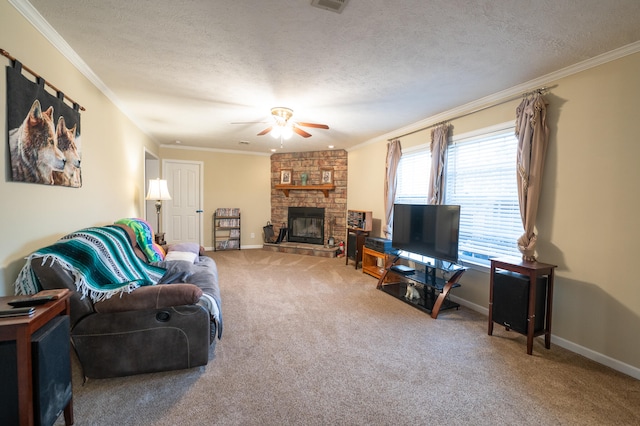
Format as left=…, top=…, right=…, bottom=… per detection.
left=392, top=204, right=461, bottom=264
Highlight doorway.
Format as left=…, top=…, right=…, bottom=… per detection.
left=162, top=160, right=204, bottom=246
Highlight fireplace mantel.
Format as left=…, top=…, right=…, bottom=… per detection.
left=275, top=183, right=336, bottom=198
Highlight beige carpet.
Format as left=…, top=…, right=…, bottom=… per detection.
left=56, top=250, right=640, bottom=425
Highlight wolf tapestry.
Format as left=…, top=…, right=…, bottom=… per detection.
left=6, top=62, right=82, bottom=187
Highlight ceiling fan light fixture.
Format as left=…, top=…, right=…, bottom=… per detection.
left=282, top=123, right=293, bottom=140
left=271, top=107, right=293, bottom=122
left=253, top=106, right=328, bottom=139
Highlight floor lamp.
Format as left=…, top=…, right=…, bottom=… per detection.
left=145, top=178, right=172, bottom=244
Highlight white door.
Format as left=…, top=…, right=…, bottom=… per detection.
left=163, top=160, right=203, bottom=245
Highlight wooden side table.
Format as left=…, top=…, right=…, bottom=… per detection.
left=0, top=292, right=73, bottom=426
left=345, top=229, right=368, bottom=269
left=488, top=257, right=557, bottom=355
left=155, top=232, right=167, bottom=249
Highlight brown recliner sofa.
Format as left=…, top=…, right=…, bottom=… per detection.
left=25, top=223, right=221, bottom=379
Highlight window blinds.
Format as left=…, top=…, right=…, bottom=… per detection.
left=445, top=129, right=523, bottom=263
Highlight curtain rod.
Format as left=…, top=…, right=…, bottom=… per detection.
left=388, top=85, right=553, bottom=141
left=0, top=48, right=86, bottom=111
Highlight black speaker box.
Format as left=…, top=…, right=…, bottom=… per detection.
left=0, top=315, right=72, bottom=426
left=493, top=271, right=547, bottom=334
left=347, top=232, right=356, bottom=258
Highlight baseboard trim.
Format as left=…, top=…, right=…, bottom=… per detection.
left=451, top=295, right=640, bottom=380
left=550, top=336, right=640, bottom=380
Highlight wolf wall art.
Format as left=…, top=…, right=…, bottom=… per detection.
left=6, top=62, right=82, bottom=187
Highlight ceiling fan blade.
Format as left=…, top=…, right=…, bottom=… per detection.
left=296, top=122, right=329, bottom=129
left=257, top=126, right=273, bottom=136
left=293, top=126, right=312, bottom=138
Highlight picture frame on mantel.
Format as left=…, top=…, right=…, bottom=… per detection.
left=321, top=168, right=333, bottom=184
left=280, top=169, right=292, bottom=185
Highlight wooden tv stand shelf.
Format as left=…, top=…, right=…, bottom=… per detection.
left=275, top=184, right=336, bottom=198
left=377, top=254, right=466, bottom=319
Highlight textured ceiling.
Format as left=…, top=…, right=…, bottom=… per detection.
left=20, top=0, right=640, bottom=153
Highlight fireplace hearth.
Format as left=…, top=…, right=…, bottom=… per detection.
left=288, top=207, right=324, bottom=245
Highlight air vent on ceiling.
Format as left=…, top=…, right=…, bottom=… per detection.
left=311, top=0, right=349, bottom=14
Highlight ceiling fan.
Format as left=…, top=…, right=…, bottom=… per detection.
left=236, top=107, right=329, bottom=139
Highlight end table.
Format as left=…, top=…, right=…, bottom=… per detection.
left=0, top=292, right=73, bottom=425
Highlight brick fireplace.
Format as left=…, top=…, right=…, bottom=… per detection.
left=270, top=150, right=347, bottom=247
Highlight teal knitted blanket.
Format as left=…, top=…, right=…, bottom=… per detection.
left=15, top=226, right=166, bottom=302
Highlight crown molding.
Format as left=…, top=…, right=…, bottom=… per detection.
left=8, top=0, right=156, bottom=141
left=161, top=143, right=271, bottom=157
left=352, top=40, right=640, bottom=150
left=10, top=0, right=640, bottom=153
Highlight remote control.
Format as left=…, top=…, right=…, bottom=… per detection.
left=7, top=295, right=55, bottom=307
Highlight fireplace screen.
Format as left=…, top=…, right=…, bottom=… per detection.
left=288, top=207, right=325, bottom=245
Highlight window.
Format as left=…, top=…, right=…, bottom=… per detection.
left=395, top=145, right=431, bottom=205
left=393, top=124, right=522, bottom=266
left=444, top=124, right=523, bottom=264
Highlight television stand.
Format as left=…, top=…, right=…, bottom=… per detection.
left=377, top=254, right=466, bottom=318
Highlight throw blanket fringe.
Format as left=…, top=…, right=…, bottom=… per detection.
left=14, top=226, right=166, bottom=302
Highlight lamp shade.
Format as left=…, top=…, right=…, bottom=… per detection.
left=145, top=179, right=172, bottom=201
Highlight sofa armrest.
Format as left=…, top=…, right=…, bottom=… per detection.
left=93, top=283, right=203, bottom=314
left=71, top=305, right=211, bottom=378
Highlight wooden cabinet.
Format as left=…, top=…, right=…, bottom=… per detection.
left=213, top=208, right=241, bottom=251
left=362, top=246, right=389, bottom=280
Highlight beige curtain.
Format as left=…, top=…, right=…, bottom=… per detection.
left=384, top=139, right=402, bottom=238
left=515, top=93, right=549, bottom=261
left=428, top=123, right=450, bottom=205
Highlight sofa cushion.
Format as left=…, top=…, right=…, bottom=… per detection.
left=164, top=250, right=197, bottom=263
left=166, top=242, right=206, bottom=256
left=93, top=284, right=203, bottom=314
left=167, top=242, right=200, bottom=254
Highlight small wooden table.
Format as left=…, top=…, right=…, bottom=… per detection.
left=488, top=257, right=557, bottom=355
left=0, top=292, right=73, bottom=426
left=345, top=229, right=368, bottom=269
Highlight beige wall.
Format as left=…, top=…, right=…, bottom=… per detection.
left=158, top=147, right=271, bottom=249
left=347, top=51, right=640, bottom=374
left=2, top=0, right=639, bottom=376
left=0, top=2, right=159, bottom=295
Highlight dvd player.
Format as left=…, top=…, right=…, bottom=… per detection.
left=390, top=264, right=415, bottom=275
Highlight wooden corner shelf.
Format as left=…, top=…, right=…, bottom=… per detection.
left=275, top=184, right=336, bottom=198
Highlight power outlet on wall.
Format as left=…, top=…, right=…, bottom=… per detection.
left=250, top=232, right=255, bottom=239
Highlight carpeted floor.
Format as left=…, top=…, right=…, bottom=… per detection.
left=56, top=250, right=640, bottom=425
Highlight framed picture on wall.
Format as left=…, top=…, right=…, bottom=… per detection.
left=280, top=169, right=292, bottom=185
left=321, top=168, right=333, bottom=184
